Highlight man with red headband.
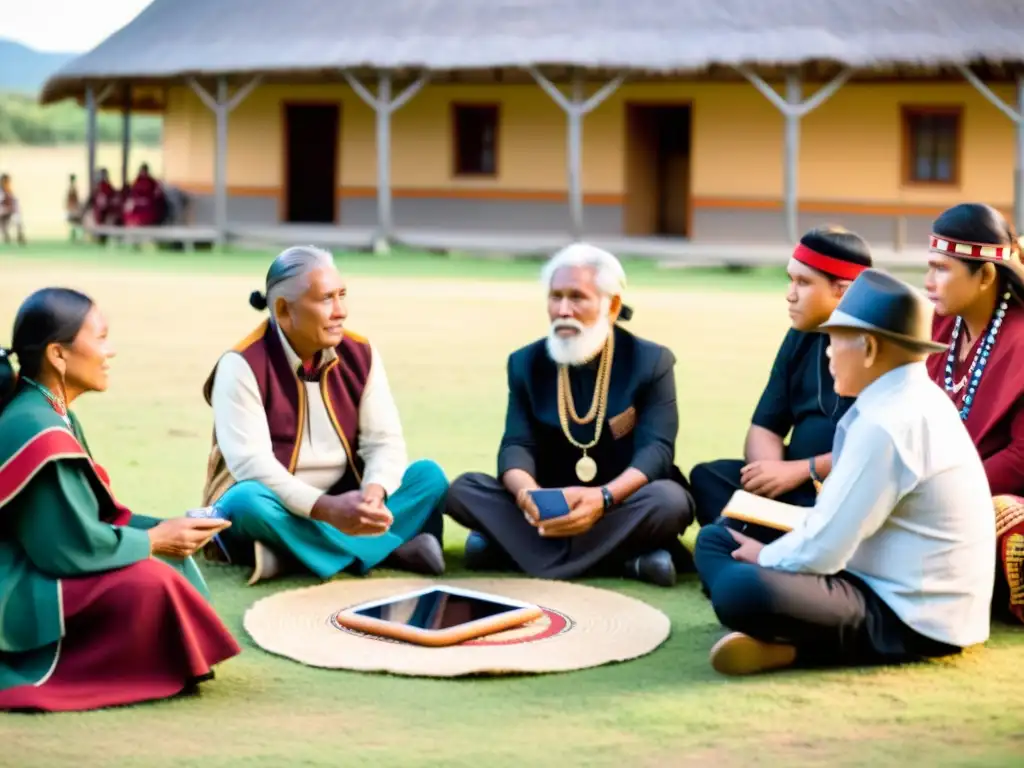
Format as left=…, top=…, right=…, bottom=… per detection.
left=690, top=226, right=873, bottom=531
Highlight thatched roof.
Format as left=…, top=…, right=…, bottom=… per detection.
left=40, top=0, right=1024, bottom=105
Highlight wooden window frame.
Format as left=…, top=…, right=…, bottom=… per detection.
left=451, top=103, right=500, bottom=178
left=901, top=106, right=963, bottom=188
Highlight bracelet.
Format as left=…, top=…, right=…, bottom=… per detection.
left=600, top=486, right=614, bottom=511
left=809, top=457, right=822, bottom=484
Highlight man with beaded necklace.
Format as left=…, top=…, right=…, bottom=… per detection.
left=924, top=202, right=1024, bottom=624
left=445, top=244, right=694, bottom=587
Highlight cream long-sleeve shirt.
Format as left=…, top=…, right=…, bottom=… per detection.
left=210, top=324, right=408, bottom=517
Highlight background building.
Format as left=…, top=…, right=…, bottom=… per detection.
left=41, top=0, right=1024, bottom=254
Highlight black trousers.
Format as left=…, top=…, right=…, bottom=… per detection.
left=690, top=458, right=818, bottom=527
left=693, top=524, right=961, bottom=667
left=445, top=472, right=694, bottom=580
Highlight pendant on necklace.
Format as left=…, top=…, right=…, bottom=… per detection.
left=952, top=376, right=967, bottom=395
left=575, top=454, right=598, bottom=483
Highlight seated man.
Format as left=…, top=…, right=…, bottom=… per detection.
left=695, top=270, right=995, bottom=676
left=84, top=168, right=121, bottom=230
left=446, top=244, right=694, bottom=587
left=122, top=164, right=166, bottom=227
left=0, top=174, right=26, bottom=245
left=200, top=245, right=449, bottom=585
left=689, top=226, right=872, bottom=528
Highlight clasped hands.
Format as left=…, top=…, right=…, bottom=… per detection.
left=311, top=484, right=393, bottom=536
left=516, top=486, right=606, bottom=537
left=740, top=459, right=809, bottom=499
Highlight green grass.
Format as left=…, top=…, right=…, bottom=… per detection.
left=0, top=245, right=1018, bottom=768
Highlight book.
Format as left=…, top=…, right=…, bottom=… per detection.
left=721, top=490, right=808, bottom=532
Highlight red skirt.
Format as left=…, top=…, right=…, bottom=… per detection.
left=0, top=559, right=240, bottom=712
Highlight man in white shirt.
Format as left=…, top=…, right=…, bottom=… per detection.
left=197, top=246, right=449, bottom=585
left=695, top=269, right=995, bottom=675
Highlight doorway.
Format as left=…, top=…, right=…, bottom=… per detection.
left=284, top=103, right=340, bottom=223
left=624, top=104, right=692, bottom=237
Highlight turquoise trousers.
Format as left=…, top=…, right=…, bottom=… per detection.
left=214, top=459, right=448, bottom=578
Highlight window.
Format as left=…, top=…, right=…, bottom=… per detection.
left=452, top=104, right=499, bottom=176
left=903, top=107, right=961, bottom=185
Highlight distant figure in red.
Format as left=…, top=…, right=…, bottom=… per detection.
left=87, top=168, right=122, bottom=226
left=123, top=164, right=165, bottom=227
left=0, top=174, right=26, bottom=245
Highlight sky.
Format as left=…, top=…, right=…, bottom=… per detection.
left=2, top=0, right=153, bottom=53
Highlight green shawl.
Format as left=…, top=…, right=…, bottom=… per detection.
left=0, top=386, right=208, bottom=691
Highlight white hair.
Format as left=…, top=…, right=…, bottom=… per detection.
left=265, top=245, right=336, bottom=317
left=540, top=243, right=626, bottom=298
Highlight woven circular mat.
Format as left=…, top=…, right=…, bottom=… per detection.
left=243, top=577, right=671, bottom=677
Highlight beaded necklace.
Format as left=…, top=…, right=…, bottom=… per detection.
left=943, top=290, right=1011, bottom=421
left=22, top=376, right=72, bottom=428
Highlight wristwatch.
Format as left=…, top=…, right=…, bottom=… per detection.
left=809, top=457, right=822, bottom=485
left=600, top=486, right=615, bottom=511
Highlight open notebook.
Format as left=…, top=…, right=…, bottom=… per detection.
left=721, top=490, right=809, bottom=532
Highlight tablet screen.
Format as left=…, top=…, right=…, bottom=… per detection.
left=352, top=589, right=521, bottom=630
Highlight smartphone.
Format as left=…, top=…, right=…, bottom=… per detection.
left=185, top=507, right=232, bottom=560
left=528, top=489, right=571, bottom=521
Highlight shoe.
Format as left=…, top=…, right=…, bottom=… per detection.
left=709, top=632, right=797, bottom=676
left=624, top=549, right=676, bottom=587
left=247, top=541, right=283, bottom=586
left=387, top=533, right=445, bottom=576
left=463, top=531, right=515, bottom=571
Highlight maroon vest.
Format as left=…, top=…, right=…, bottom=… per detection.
left=204, top=321, right=372, bottom=493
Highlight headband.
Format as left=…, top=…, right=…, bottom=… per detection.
left=792, top=243, right=868, bottom=281
left=929, top=234, right=1014, bottom=263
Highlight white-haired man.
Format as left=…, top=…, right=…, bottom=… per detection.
left=446, top=244, right=695, bottom=586
left=197, top=246, right=449, bottom=585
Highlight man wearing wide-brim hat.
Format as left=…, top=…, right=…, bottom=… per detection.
left=694, top=269, right=996, bottom=676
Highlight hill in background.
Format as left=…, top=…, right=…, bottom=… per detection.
left=0, top=38, right=161, bottom=146
left=0, top=38, right=74, bottom=93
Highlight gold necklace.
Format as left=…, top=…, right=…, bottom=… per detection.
left=557, top=331, right=615, bottom=482
left=561, top=348, right=603, bottom=425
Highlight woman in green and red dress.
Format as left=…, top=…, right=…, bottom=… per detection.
left=925, top=203, right=1024, bottom=625
left=0, top=288, right=240, bottom=712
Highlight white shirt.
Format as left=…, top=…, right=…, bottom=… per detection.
left=210, top=324, right=407, bottom=517
left=758, top=362, right=995, bottom=648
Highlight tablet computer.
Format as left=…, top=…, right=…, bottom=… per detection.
left=333, top=585, right=544, bottom=647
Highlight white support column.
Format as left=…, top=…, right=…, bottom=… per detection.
left=85, top=84, right=115, bottom=197
left=784, top=74, right=801, bottom=244
left=86, top=86, right=97, bottom=198
left=120, top=83, right=132, bottom=188
left=737, top=66, right=852, bottom=243
left=529, top=67, right=626, bottom=239
left=956, top=65, right=1024, bottom=233
left=188, top=75, right=262, bottom=244
left=343, top=70, right=429, bottom=249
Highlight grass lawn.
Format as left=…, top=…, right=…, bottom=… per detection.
left=0, top=243, right=1020, bottom=768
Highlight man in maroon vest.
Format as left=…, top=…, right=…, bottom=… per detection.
left=198, top=246, right=448, bottom=585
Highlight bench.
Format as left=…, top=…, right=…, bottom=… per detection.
left=85, top=224, right=220, bottom=251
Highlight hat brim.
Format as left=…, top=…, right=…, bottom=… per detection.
left=815, top=310, right=949, bottom=354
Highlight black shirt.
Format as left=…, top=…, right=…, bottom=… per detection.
left=497, top=326, right=681, bottom=488
left=750, top=328, right=853, bottom=461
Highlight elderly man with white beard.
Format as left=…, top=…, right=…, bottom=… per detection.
left=445, top=244, right=695, bottom=586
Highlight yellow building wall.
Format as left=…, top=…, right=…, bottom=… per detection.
left=162, top=79, right=1017, bottom=209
